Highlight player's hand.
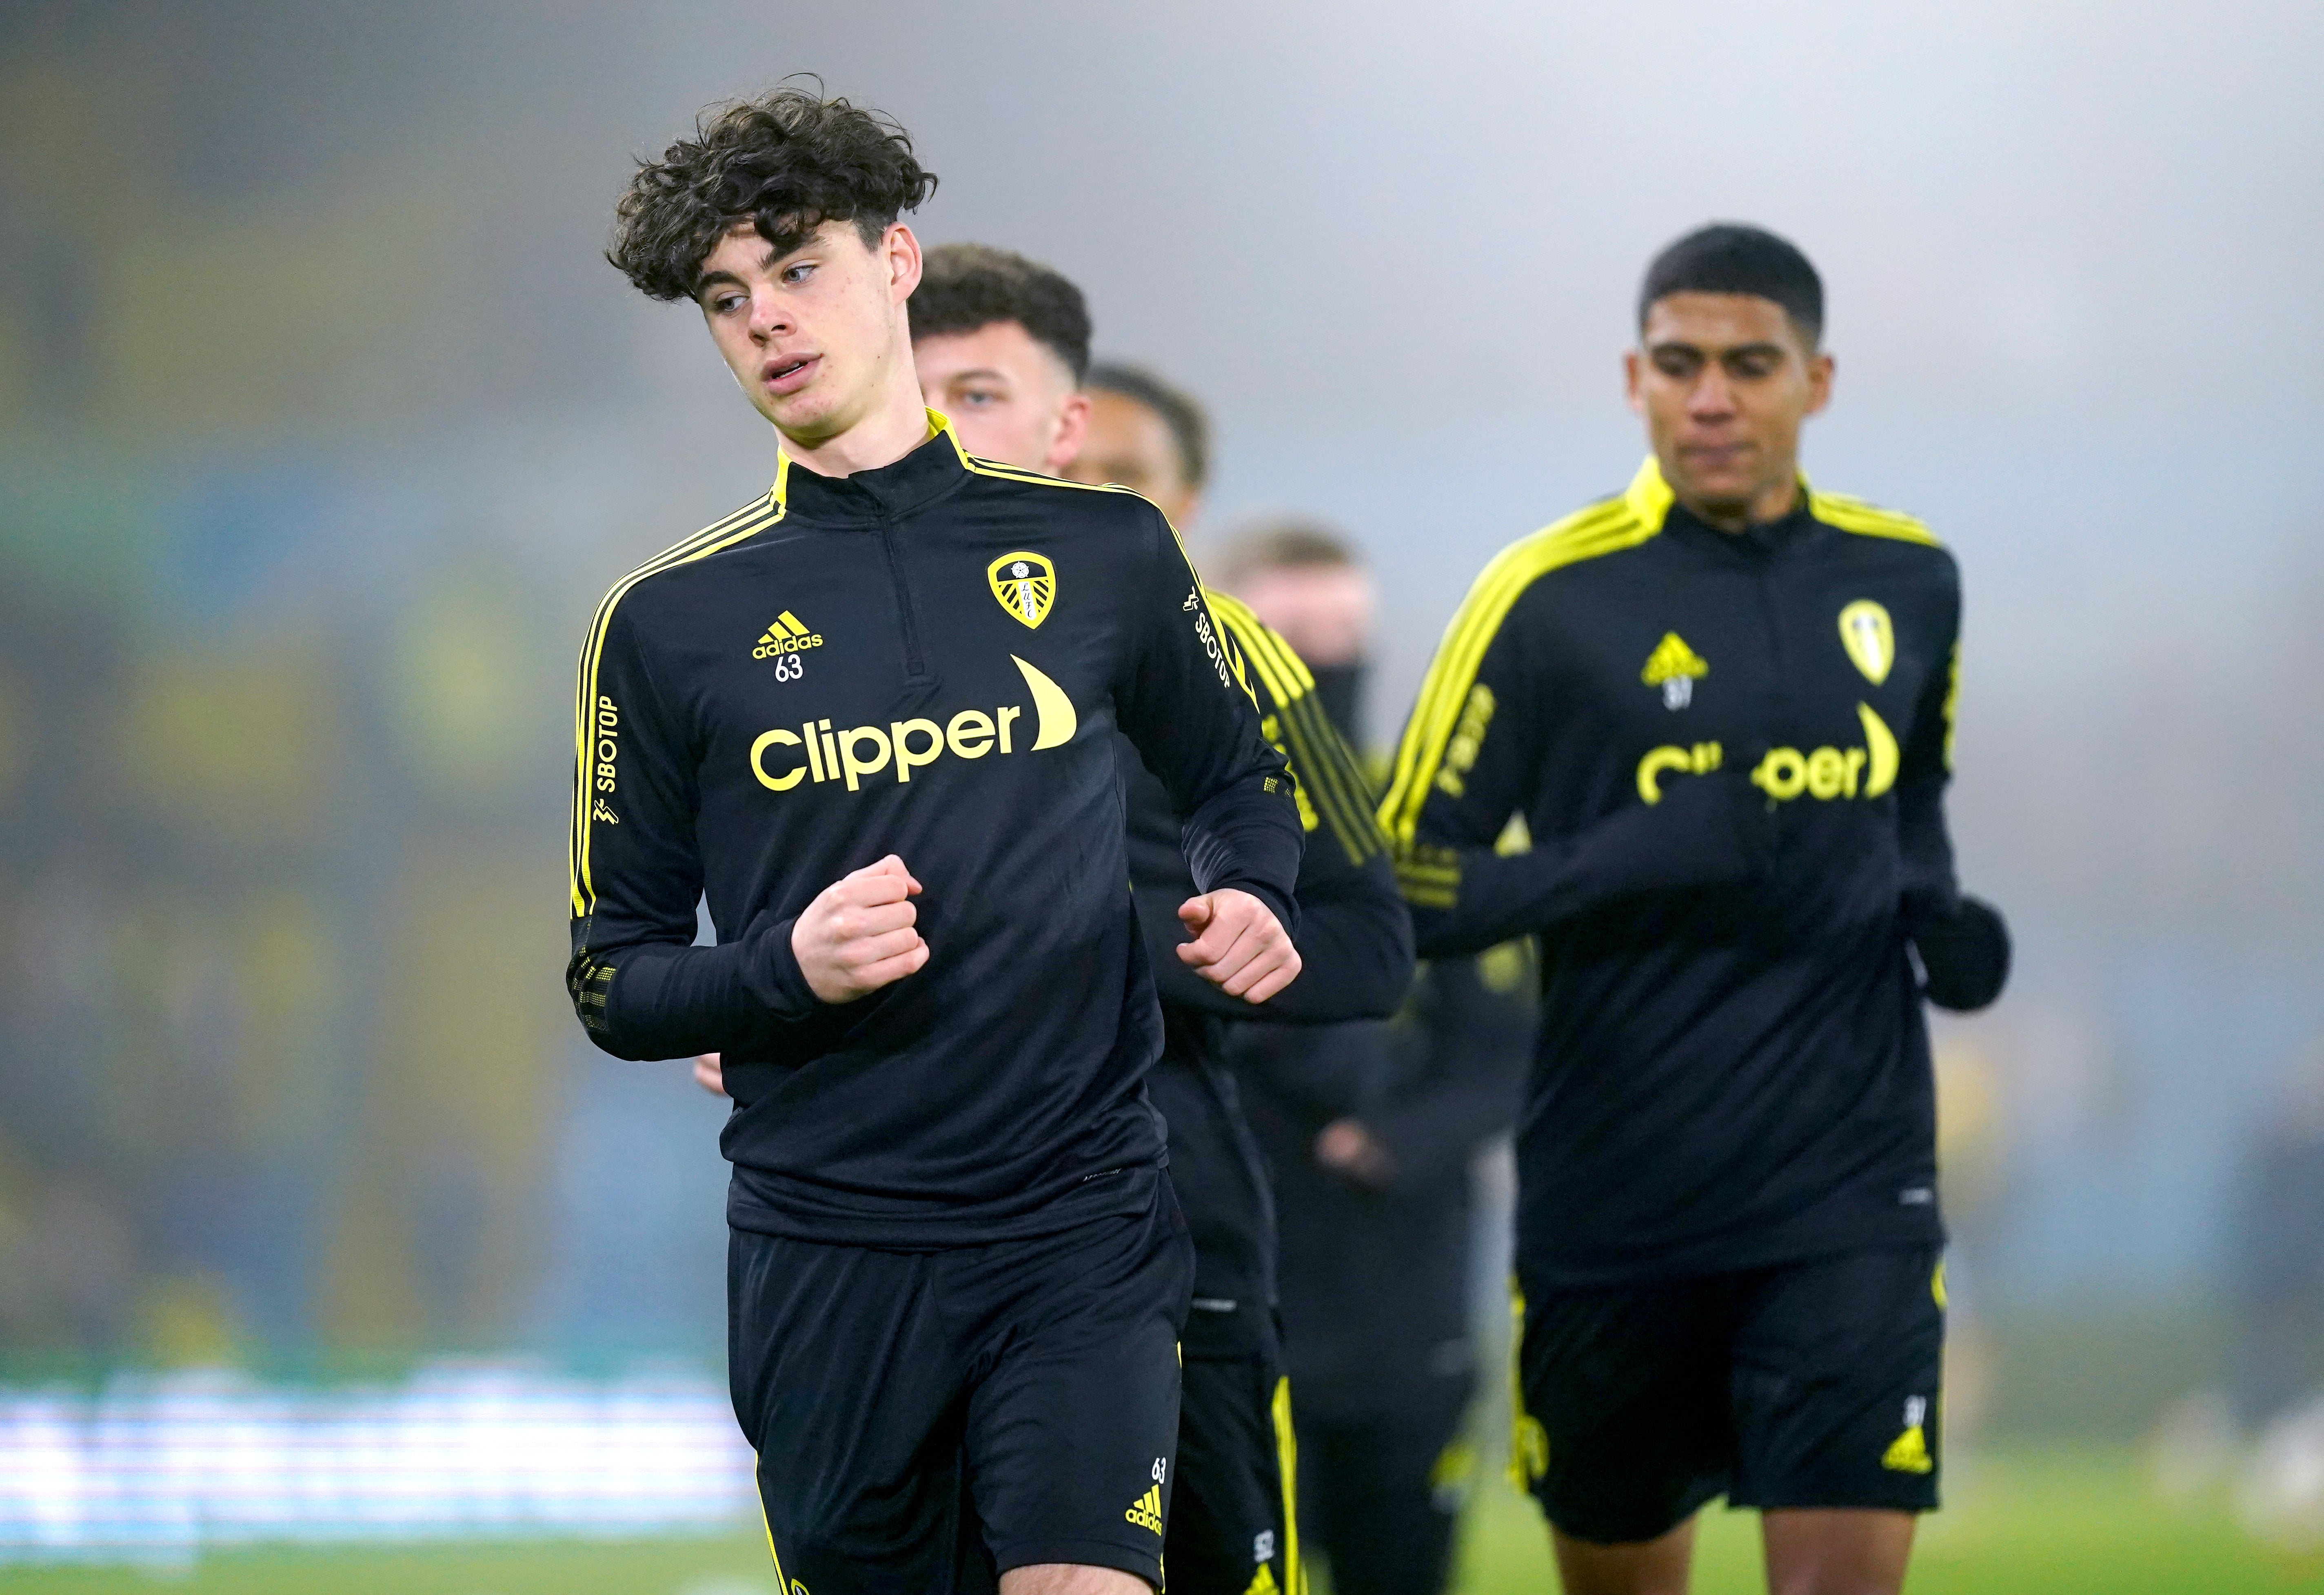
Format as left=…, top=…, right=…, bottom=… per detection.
left=1315, top=1118, right=1396, bottom=1187
left=1580, top=770, right=1774, bottom=901
left=1176, top=889, right=1301, bottom=1003
left=1910, top=894, right=2010, bottom=1012
left=693, top=1054, right=727, bottom=1097
left=792, top=855, right=929, bottom=1003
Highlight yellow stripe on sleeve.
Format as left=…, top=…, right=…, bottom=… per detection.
left=1377, top=494, right=1655, bottom=851
left=1207, top=593, right=1383, bottom=865
left=1271, top=1375, right=1306, bottom=1595
left=569, top=496, right=782, bottom=919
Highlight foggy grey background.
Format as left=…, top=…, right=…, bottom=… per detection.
left=4, top=0, right=2321, bottom=1429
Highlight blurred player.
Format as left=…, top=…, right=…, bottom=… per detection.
left=1214, top=523, right=1530, bottom=1595
left=1377, top=224, right=2010, bottom=1595
left=576, top=90, right=1304, bottom=1595
left=910, top=246, right=1415, bottom=1595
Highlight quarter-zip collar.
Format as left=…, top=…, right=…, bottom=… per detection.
left=771, top=409, right=974, bottom=525
left=1625, top=455, right=1823, bottom=560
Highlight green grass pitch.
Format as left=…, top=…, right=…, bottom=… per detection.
left=1, top=1447, right=2313, bottom=1593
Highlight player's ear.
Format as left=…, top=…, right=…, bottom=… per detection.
left=1804, top=350, right=1835, bottom=417
left=884, top=223, right=923, bottom=303
left=1047, top=390, right=1092, bottom=475
left=1623, top=347, right=1647, bottom=415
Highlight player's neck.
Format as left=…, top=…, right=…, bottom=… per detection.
left=1677, top=473, right=1802, bottom=535
left=776, top=368, right=933, bottom=480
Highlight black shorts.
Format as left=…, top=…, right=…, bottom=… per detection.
left=1513, top=1247, right=1945, bottom=1544
left=728, top=1189, right=1194, bottom=1593
left=1170, top=1305, right=1296, bottom=1595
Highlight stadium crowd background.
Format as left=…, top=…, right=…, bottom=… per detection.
left=3, top=0, right=2323, bottom=1583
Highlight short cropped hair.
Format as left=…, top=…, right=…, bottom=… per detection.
left=1209, top=517, right=1360, bottom=591
left=608, top=85, right=938, bottom=303
left=1084, top=364, right=1209, bottom=490
left=908, top=244, right=1092, bottom=383
left=1639, top=223, right=1824, bottom=346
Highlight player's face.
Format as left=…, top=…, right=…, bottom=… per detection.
left=1065, top=390, right=1200, bottom=528
left=1232, top=564, right=1375, bottom=668
left=695, top=220, right=923, bottom=447
left=913, top=321, right=1089, bottom=475
left=1625, top=292, right=1833, bottom=526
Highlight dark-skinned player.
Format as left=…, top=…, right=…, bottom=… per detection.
left=1377, top=224, right=2009, bottom=1595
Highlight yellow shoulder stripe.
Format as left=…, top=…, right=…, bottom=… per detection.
left=960, top=455, right=1145, bottom=498
left=1207, top=590, right=1383, bottom=866
left=1208, top=591, right=1312, bottom=703
left=937, top=412, right=1145, bottom=501
left=1809, top=490, right=1942, bottom=547
left=931, top=413, right=1214, bottom=573
left=1378, top=498, right=1653, bottom=849
left=569, top=494, right=782, bottom=918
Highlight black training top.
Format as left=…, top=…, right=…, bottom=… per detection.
left=567, top=416, right=1303, bottom=1249
left=1121, top=591, right=1413, bottom=1351
left=1379, top=458, right=1963, bottom=1287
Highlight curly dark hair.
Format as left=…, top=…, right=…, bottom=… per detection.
left=608, top=85, right=939, bottom=302
left=907, top=244, right=1092, bottom=383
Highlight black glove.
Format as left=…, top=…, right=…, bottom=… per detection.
left=1567, top=770, right=1775, bottom=907
left=1912, top=894, right=2010, bottom=1012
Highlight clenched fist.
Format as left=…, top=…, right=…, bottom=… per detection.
left=792, top=855, right=929, bottom=1003
left=1176, top=888, right=1301, bottom=1004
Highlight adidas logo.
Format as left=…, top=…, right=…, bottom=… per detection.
left=1882, top=1395, right=1934, bottom=1474
left=1640, top=631, right=1709, bottom=685
left=1641, top=632, right=1709, bottom=710
left=1881, top=1424, right=1933, bottom=1474
left=1123, top=1484, right=1163, bottom=1534
left=752, top=610, right=825, bottom=659
left=1242, top=1565, right=1280, bottom=1595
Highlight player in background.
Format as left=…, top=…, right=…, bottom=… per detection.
left=1376, top=224, right=2009, bottom=1595
left=1212, top=524, right=1531, bottom=1595
left=910, top=245, right=1416, bottom=1595
left=577, top=91, right=1304, bottom=1595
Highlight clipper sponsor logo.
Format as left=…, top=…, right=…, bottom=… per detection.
left=1636, top=703, right=1901, bottom=805
left=591, top=696, right=620, bottom=793
left=1640, top=631, right=1709, bottom=710
left=1748, top=703, right=1899, bottom=801
left=1433, top=683, right=1496, bottom=798
left=1636, top=741, right=1724, bottom=803
left=1839, top=600, right=1895, bottom=685
left=750, top=655, right=1077, bottom=793
left=988, top=551, right=1056, bottom=629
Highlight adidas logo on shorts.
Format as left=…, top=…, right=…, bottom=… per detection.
left=1123, top=1483, right=1163, bottom=1534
